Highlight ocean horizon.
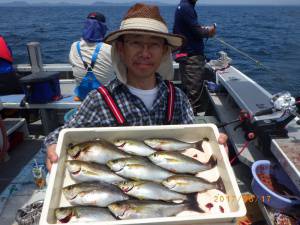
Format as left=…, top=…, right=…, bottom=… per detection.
left=0, top=5, right=299, bottom=96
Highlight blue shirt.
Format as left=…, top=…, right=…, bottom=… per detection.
left=0, top=59, right=13, bottom=74
left=44, top=75, right=195, bottom=146
left=173, top=0, right=210, bottom=56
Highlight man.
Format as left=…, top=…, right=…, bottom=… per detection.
left=45, top=3, right=227, bottom=171
left=173, top=0, right=216, bottom=114
left=69, top=12, right=115, bottom=100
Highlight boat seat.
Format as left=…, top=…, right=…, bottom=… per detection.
left=3, top=118, right=28, bottom=137
left=216, top=66, right=273, bottom=117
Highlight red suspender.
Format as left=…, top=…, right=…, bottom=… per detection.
left=97, top=81, right=175, bottom=126
left=97, top=86, right=126, bottom=126
left=165, top=80, right=175, bottom=125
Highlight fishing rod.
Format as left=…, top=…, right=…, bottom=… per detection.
left=213, top=36, right=285, bottom=80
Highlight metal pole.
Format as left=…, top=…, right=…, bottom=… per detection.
left=26, top=42, right=44, bottom=73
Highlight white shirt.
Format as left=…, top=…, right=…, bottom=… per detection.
left=69, top=39, right=115, bottom=86
left=127, top=85, right=158, bottom=110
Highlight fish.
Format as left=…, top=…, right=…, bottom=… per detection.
left=117, top=180, right=187, bottom=202
left=55, top=206, right=116, bottom=223
left=62, top=182, right=129, bottom=207
left=107, top=157, right=174, bottom=182
left=108, top=200, right=189, bottom=220
left=114, top=139, right=156, bottom=156
left=144, top=138, right=203, bottom=151
left=148, top=151, right=210, bottom=174
left=66, top=160, right=126, bottom=185
left=162, top=175, right=224, bottom=194
left=67, top=140, right=130, bottom=164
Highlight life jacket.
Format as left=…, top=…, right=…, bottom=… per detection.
left=97, top=80, right=175, bottom=125
left=74, top=41, right=102, bottom=101
left=0, top=35, right=13, bottom=63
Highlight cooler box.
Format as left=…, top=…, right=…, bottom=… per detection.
left=19, top=72, right=61, bottom=104
left=40, top=124, right=246, bottom=225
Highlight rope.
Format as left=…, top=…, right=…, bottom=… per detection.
left=230, top=140, right=250, bottom=164
left=213, top=36, right=285, bottom=81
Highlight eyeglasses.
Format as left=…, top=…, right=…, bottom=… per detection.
left=123, top=39, right=165, bottom=53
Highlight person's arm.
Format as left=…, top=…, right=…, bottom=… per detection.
left=44, top=91, right=98, bottom=171
left=179, top=5, right=215, bottom=38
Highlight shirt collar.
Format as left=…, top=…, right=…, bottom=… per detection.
left=108, top=73, right=167, bottom=94
left=182, top=0, right=196, bottom=7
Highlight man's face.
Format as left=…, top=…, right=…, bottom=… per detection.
left=117, top=34, right=168, bottom=80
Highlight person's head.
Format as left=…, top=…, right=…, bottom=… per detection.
left=104, top=3, right=184, bottom=84
left=82, top=12, right=108, bottom=43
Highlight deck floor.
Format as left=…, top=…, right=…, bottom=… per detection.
left=0, top=137, right=43, bottom=193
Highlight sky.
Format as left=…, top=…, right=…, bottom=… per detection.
left=1, top=0, right=300, bottom=5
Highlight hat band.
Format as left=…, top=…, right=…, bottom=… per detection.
left=120, top=18, right=168, bottom=34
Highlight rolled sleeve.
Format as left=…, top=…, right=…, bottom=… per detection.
left=43, top=91, right=98, bottom=147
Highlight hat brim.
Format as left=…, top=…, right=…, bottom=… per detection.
left=104, top=29, right=185, bottom=51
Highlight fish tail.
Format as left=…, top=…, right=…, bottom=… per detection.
left=194, top=140, right=204, bottom=152
left=216, top=178, right=226, bottom=193
left=207, top=155, right=217, bottom=167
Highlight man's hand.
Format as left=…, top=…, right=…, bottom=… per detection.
left=208, top=25, right=216, bottom=37
left=218, top=133, right=228, bottom=155
left=46, top=144, right=58, bottom=172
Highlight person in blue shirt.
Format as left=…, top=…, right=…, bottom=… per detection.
left=173, top=0, right=216, bottom=114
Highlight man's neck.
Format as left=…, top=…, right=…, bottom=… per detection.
left=126, top=73, right=156, bottom=90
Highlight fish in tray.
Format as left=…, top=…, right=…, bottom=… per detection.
left=66, top=160, right=126, bottom=185
left=117, top=180, right=187, bottom=202
left=162, top=175, right=224, bottom=194
left=148, top=151, right=211, bottom=174
left=107, top=157, right=174, bottom=182
left=67, top=140, right=130, bottom=164
left=62, top=181, right=129, bottom=207
left=108, top=200, right=189, bottom=220
left=114, top=139, right=156, bottom=156
left=144, top=138, right=204, bottom=151
left=55, top=206, right=116, bottom=223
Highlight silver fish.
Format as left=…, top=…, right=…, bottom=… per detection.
left=55, top=206, right=116, bottom=223
left=162, top=175, right=222, bottom=193
left=117, top=180, right=187, bottom=202
left=108, top=200, right=188, bottom=220
left=67, top=140, right=129, bottom=164
left=144, top=138, right=201, bottom=151
left=66, top=160, right=126, bottom=185
left=107, top=157, right=174, bottom=182
left=62, top=182, right=129, bottom=207
left=148, top=151, right=210, bottom=174
left=114, top=139, right=156, bottom=156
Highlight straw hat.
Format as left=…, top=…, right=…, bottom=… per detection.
left=105, top=3, right=184, bottom=50
left=104, top=3, right=184, bottom=84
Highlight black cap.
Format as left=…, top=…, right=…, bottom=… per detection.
left=87, top=12, right=106, bottom=23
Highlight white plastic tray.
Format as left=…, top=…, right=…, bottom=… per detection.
left=40, top=124, right=246, bottom=225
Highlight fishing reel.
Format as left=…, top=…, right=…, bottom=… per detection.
left=219, top=92, right=300, bottom=151
left=251, top=91, right=300, bottom=151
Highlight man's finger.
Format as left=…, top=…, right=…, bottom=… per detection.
left=218, top=133, right=228, bottom=144
left=47, top=150, right=58, bottom=163
left=46, top=157, right=52, bottom=172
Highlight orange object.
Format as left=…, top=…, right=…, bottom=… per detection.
left=0, top=35, right=13, bottom=63
left=74, top=96, right=81, bottom=101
